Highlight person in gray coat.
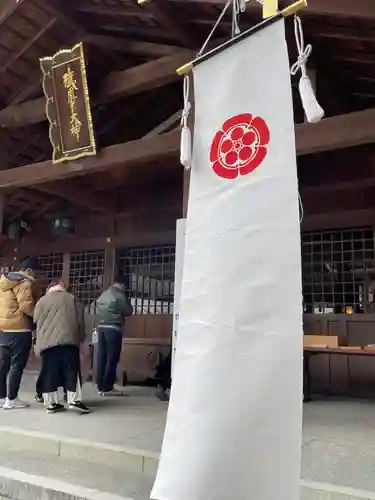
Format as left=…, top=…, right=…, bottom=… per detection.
left=34, top=280, right=90, bottom=414
left=95, top=275, right=133, bottom=396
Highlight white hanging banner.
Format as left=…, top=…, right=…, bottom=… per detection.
left=152, top=18, right=303, bottom=500
left=171, top=218, right=186, bottom=377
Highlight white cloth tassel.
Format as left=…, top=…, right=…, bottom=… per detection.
left=298, top=75, right=324, bottom=123
left=180, top=75, right=192, bottom=170
left=291, top=16, right=324, bottom=123
left=180, top=125, right=192, bottom=170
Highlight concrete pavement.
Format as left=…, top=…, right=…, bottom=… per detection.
left=1, top=374, right=375, bottom=498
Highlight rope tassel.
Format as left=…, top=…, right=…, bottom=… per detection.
left=291, top=15, right=324, bottom=124
left=180, top=75, right=192, bottom=170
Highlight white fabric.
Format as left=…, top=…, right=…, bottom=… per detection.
left=47, top=284, right=65, bottom=294
left=67, top=377, right=82, bottom=404
left=151, top=19, right=302, bottom=500
left=44, top=391, right=58, bottom=406
left=171, top=218, right=187, bottom=376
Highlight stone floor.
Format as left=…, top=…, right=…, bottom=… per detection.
left=302, top=397, right=375, bottom=491
left=2, top=374, right=375, bottom=493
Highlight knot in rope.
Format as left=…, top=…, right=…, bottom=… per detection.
left=181, top=75, right=191, bottom=127
left=291, top=15, right=311, bottom=77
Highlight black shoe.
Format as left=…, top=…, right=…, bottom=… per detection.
left=35, top=394, right=44, bottom=404
left=155, top=386, right=170, bottom=402
left=46, top=403, right=65, bottom=414
left=68, top=401, right=91, bottom=414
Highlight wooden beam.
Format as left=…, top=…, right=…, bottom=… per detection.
left=84, top=35, right=181, bottom=57
left=295, top=108, right=375, bottom=156
left=0, top=130, right=181, bottom=189
left=78, top=5, right=153, bottom=19
left=100, top=51, right=191, bottom=101
left=298, top=0, right=375, bottom=18
left=0, top=108, right=375, bottom=189
left=171, top=0, right=375, bottom=18
left=302, top=177, right=375, bottom=195
left=0, top=51, right=192, bottom=127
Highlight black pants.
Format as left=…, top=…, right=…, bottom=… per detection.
left=155, top=350, right=172, bottom=391
left=39, top=345, right=80, bottom=394
left=0, top=331, right=32, bottom=400
left=96, top=327, right=122, bottom=393
left=36, top=371, right=67, bottom=398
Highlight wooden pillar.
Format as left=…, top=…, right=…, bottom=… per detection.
left=0, top=129, right=11, bottom=244
left=104, top=247, right=116, bottom=289
left=62, top=252, right=71, bottom=288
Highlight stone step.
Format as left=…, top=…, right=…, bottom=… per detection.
left=0, top=448, right=154, bottom=500
left=301, top=480, right=375, bottom=500
left=0, top=425, right=159, bottom=478
left=1, top=425, right=375, bottom=500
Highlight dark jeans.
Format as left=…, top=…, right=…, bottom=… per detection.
left=96, top=327, right=122, bottom=392
left=0, top=331, right=32, bottom=400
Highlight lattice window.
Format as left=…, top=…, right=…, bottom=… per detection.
left=0, top=266, right=14, bottom=274
left=118, top=246, right=175, bottom=315
left=37, top=254, right=63, bottom=293
left=69, top=251, right=105, bottom=308
left=302, top=228, right=375, bottom=314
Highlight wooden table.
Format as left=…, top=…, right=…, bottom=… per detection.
left=303, top=347, right=375, bottom=401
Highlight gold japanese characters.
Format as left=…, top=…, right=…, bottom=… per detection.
left=63, top=66, right=83, bottom=143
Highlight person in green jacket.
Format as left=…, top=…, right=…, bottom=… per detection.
left=95, top=275, right=133, bottom=396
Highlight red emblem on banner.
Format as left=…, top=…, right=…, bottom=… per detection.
left=210, top=113, right=270, bottom=180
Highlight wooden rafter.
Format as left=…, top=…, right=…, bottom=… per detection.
left=84, top=35, right=182, bottom=57
left=143, top=110, right=182, bottom=138
left=139, top=0, right=200, bottom=49
left=0, top=0, right=26, bottom=24
left=0, top=18, right=57, bottom=76
left=36, top=182, right=115, bottom=213
left=0, top=51, right=192, bottom=127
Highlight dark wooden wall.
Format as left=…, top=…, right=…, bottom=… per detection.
left=5, top=179, right=182, bottom=383
left=304, top=314, right=375, bottom=398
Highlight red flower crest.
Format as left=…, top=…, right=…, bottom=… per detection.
left=210, top=113, right=270, bottom=180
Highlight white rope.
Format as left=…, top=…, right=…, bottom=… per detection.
left=291, top=15, right=324, bottom=123
left=298, top=192, right=304, bottom=223
left=181, top=75, right=191, bottom=128
left=232, top=0, right=247, bottom=37
left=198, top=0, right=248, bottom=56
left=290, top=15, right=311, bottom=77
left=198, top=0, right=232, bottom=56
left=180, top=75, right=192, bottom=169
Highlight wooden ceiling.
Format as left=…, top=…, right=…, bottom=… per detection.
left=0, top=0, right=374, bottom=219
